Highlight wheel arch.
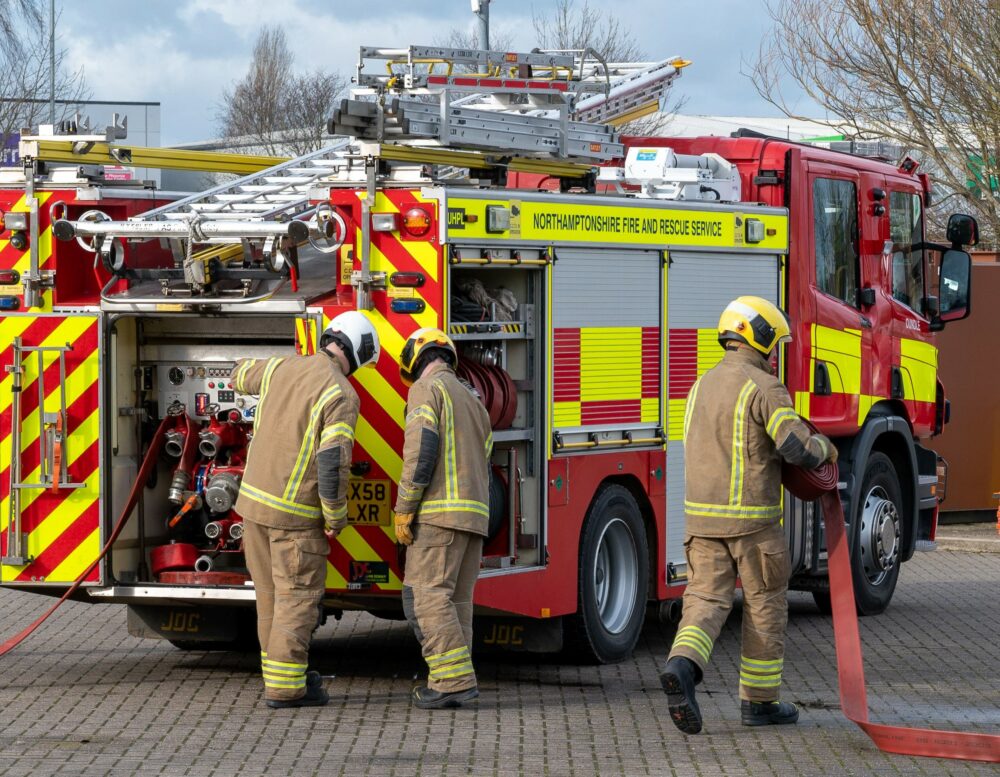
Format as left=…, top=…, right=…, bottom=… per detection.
left=844, top=414, right=919, bottom=562
left=601, top=474, right=659, bottom=602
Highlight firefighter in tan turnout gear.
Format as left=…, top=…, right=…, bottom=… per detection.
left=660, top=296, right=837, bottom=733
left=393, top=328, right=493, bottom=710
left=232, top=311, right=380, bottom=709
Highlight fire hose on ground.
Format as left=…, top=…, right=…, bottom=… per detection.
left=0, top=415, right=173, bottom=658
left=0, top=415, right=996, bottom=762
left=785, top=461, right=1000, bottom=763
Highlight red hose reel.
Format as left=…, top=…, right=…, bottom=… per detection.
left=456, top=359, right=517, bottom=430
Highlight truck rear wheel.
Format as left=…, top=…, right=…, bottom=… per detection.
left=566, top=484, right=648, bottom=664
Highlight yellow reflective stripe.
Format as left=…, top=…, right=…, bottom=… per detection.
left=406, top=405, right=438, bottom=425
left=766, top=407, right=798, bottom=440
left=484, top=431, right=493, bottom=458
left=264, top=678, right=307, bottom=688
left=262, top=664, right=305, bottom=676
left=263, top=672, right=306, bottom=683
left=253, top=357, right=285, bottom=430
left=429, top=662, right=475, bottom=679
left=426, top=646, right=470, bottom=665
left=240, top=482, right=321, bottom=519
left=683, top=377, right=702, bottom=442
left=420, top=499, right=489, bottom=517
left=684, top=501, right=782, bottom=520
left=284, top=384, right=343, bottom=500
left=740, top=656, right=783, bottom=669
left=323, top=504, right=348, bottom=521
left=672, top=626, right=713, bottom=662
left=398, top=484, right=422, bottom=499
left=232, top=360, right=255, bottom=392
left=739, top=674, right=782, bottom=687
left=438, top=383, right=458, bottom=499
left=320, top=422, right=353, bottom=446
left=676, top=625, right=713, bottom=652
left=729, top=379, right=755, bottom=505
left=262, top=658, right=308, bottom=669
left=672, top=637, right=711, bottom=663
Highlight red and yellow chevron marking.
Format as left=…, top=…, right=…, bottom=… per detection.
left=0, top=191, right=56, bottom=312
left=666, top=328, right=724, bottom=440
left=552, top=326, right=660, bottom=427
left=0, top=314, right=101, bottom=585
left=308, top=189, right=445, bottom=594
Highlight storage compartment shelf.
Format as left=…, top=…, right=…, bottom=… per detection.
left=449, top=321, right=530, bottom=340
left=492, top=427, right=533, bottom=442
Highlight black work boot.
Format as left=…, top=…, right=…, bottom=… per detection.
left=306, top=670, right=323, bottom=689
left=265, top=682, right=329, bottom=709
left=659, top=657, right=703, bottom=734
left=741, top=699, right=799, bottom=726
left=412, top=685, right=479, bottom=709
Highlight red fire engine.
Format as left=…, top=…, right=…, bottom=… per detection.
left=0, top=48, right=977, bottom=663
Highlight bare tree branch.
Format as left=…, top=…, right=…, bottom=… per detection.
left=217, top=27, right=346, bottom=157
left=0, top=0, right=43, bottom=59
left=0, top=6, right=90, bottom=139
left=751, top=0, right=1000, bottom=246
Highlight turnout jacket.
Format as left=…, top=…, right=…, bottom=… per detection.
left=393, top=363, right=494, bottom=536
left=231, top=352, right=360, bottom=531
left=683, top=346, right=833, bottom=538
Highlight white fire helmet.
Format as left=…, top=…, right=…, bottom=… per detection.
left=320, top=311, right=380, bottom=374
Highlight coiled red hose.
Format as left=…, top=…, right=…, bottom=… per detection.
left=0, top=414, right=173, bottom=657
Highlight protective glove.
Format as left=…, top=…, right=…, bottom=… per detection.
left=394, top=512, right=415, bottom=545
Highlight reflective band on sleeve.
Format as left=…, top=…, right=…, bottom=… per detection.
left=484, top=431, right=493, bottom=458
left=406, top=405, right=438, bottom=425
left=766, top=407, right=799, bottom=440
left=320, top=422, right=354, bottom=446
left=233, top=360, right=255, bottom=393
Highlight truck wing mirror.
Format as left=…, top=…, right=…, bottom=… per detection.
left=946, top=213, right=979, bottom=248
left=932, top=248, right=972, bottom=329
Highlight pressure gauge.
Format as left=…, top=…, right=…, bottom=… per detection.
left=167, top=367, right=185, bottom=386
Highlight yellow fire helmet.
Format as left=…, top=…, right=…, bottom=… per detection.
left=717, top=296, right=792, bottom=355
left=399, top=327, right=458, bottom=386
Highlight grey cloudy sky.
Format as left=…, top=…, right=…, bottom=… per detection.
left=58, top=0, right=813, bottom=145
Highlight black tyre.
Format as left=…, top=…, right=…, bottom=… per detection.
left=566, top=484, right=649, bottom=663
left=847, top=452, right=903, bottom=615
left=811, top=590, right=833, bottom=615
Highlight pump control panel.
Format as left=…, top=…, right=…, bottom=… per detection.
left=152, top=362, right=259, bottom=421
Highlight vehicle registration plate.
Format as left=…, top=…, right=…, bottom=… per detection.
left=347, top=478, right=391, bottom=526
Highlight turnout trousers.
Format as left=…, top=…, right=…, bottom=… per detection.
left=243, top=521, right=329, bottom=701
left=668, top=522, right=791, bottom=702
left=402, top=523, right=483, bottom=693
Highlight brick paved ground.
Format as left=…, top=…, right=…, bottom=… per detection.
left=0, top=548, right=997, bottom=776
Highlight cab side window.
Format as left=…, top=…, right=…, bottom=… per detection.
left=813, top=178, right=859, bottom=306
left=889, top=191, right=925, bottom=314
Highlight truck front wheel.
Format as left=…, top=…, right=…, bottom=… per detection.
left=849, top=452, right=903, bottom=615
left=566, top=484, right=649, bottom=663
